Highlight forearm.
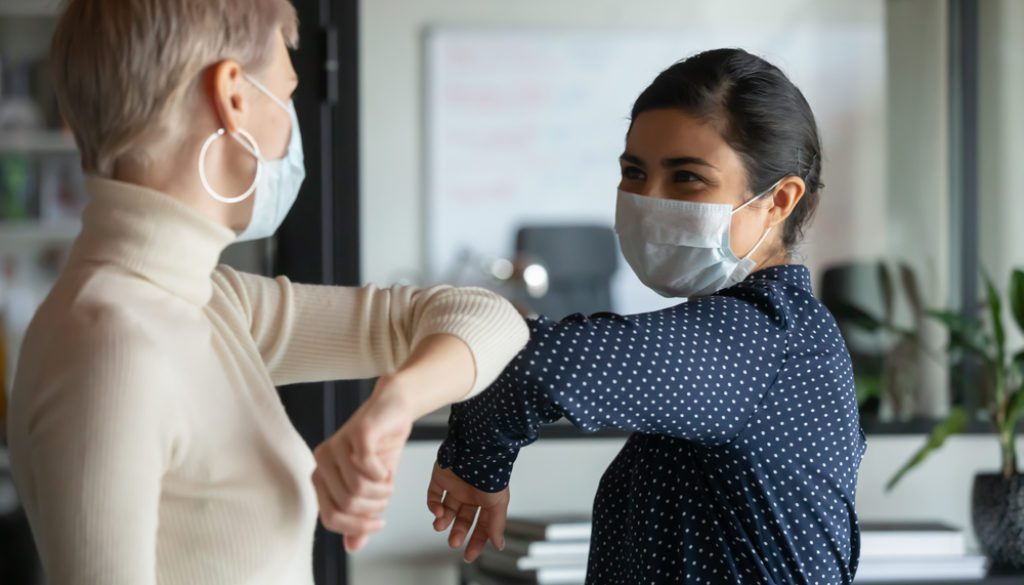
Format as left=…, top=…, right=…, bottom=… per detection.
left=213, top=268, right=528, bottom=389
left=437, top=364, right=565, bottom=492
left=376, top=334, right=477, bottom=420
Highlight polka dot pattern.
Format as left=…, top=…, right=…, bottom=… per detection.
left=438, top=265, right=867, bottom=584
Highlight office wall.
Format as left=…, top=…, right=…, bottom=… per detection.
left=356, top=1, right=1004, bottom=584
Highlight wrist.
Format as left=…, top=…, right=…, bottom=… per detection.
left=372, top=371, right=431, bottom=420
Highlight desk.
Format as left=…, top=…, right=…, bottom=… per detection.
left=459, top=563, right=1024, bottom=585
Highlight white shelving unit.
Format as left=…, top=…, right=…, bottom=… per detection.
left=0, top=0, right=60, bottom=17
left=0, top=220, right=81, bottom=251
left=0, top=130, right=76, bottom=155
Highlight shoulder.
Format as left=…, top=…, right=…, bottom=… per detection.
left=17, top=267, right=178, bottom=397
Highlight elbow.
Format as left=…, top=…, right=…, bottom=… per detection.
left=434, top=287, right=528, bottom=399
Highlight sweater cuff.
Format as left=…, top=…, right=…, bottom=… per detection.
left=412, top=287, right=529, bottom=399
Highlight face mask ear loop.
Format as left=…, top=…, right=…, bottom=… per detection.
left=243, top=73, right=290, bottom=113
left=733, top=178, right=784, bottom=214
left=741, top=226, right=773, bottom=262
left=733, top=178, right=783, bottom=262
left=242, top=73, right=295, bottom=156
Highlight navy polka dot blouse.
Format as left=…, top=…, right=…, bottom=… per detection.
left=438, top=264, right=867, bottom=584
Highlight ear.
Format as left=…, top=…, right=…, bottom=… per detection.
left=206, top=60, right=246, bottom=134
left=767, top=176, right=806, bottom=228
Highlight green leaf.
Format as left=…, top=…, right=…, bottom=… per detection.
left=879, top=263, right=895, bottom=325
left=854, top=373, right=883, bottom=405
left=1010, top=269, right=1024, bottom=335
left=1013, top=350, right=1024, bottom=376
left=982, top=270, right=1006, bottom=366
left=1006, top=390, right=1024, bottom=435
left=899, top=263, right=924, bottom=317
left=886, top=408, right=969, bottom=491
left=927, top=309, right=993, bottom=362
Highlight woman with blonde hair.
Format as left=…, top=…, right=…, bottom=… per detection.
left=6, top=1, right=528, bottom=583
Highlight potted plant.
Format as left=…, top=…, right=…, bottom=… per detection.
left=826, top=262, right=933, bottom=421
left=880, top=270, right=1024, bottom=568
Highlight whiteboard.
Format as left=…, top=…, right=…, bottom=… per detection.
left=425, top=26, right=884, bottom=314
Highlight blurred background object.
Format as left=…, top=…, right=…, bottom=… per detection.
left=514, top=225, right=617, bottom=319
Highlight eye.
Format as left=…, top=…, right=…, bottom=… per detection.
left=621, top=166, right=646, bottom=181
left=674, top=170, right=702, bottom=183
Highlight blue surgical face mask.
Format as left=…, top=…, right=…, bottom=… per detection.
left=197, top=73, right=306, bottom=242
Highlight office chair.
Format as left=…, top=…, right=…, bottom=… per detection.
left=514, top=224, right=618, bottom=320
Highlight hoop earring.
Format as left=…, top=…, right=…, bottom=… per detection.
left=198, top=127, right=262, bottom=204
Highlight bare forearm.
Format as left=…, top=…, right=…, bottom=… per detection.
left=377, top=334, right=476, bottom=420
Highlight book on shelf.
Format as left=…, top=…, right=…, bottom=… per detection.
left=502, top=537, right=590, bottom=560
left=504, top=515, right=592, bottom=542
left=858, top=521, right=966, bottom=559
left=477, top=554, right=587, bottom=585
left=855, top=554, right=988, bottom=582
left=479, top=547, right=588, bottom=572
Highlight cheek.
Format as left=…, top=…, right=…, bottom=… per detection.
left=728, top=213, right=761, bottom=255
left=250, top=106, right=291, bottom=160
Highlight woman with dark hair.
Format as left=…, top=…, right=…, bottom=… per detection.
left=417, top=48, right=867, bottom=584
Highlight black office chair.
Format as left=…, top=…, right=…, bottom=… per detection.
left=514, top=224, right=618, bottom=320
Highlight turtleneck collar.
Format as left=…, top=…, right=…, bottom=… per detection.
left=69, top=177, right=237, bottom=306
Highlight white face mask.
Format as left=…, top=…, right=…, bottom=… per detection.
left=197, top=74, right=306, bottom=242
left=614, top=183, right=777, bottom=298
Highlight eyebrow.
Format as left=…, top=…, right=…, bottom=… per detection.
left=619, top=152, right=718, bottom=170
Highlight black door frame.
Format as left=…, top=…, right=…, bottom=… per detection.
left=277, top=1, right=363, bottom=583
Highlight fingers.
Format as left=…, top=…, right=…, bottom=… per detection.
left=313, top=472, right=386, bottom=537
left=485, top=502, right=509, bottom=553
left=426, top=481, right=447, bottom=521
left=313, top=467, right=391, bottom=518
left=463, top=512, right=491, bottom=563
left=333, top=448, right=395, bottom=500
left=347, top=441, right=390, bottom=483
left=334, top=437, right=389, bottom=487
left=345, top=533, right=371, bottom=554
left=377, top=445, right=405, bottom=481
left=465, top=504, right=509, bottom=563
left=315, top=444, right=393, bottom=509
left=434, top=492, right=459, bottom=532
left=448, top=503, right=479, bottom=549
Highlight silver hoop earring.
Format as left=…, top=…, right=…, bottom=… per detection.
left=198, top=127, right=262, bottom=204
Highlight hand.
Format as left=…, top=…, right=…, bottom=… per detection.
left=427, top=462, right=510, bottom=563
left=312, top=375, right=415, bottom=553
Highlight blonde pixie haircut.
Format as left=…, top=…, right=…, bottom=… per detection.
left=51, top=0, right=298, bottom=177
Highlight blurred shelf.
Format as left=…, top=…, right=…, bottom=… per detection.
left=0, top=220, right=81, bottom=252
left=411, top=418, right=629, bottom=442
left=860, top=418, right=1024, bottom=436
left=412, top=417, right=1023, bottom=442
left=0, top=0, right=61, bottom=17
left=461, top=562, right=1024, bottom=585
left=0, top=130, right=77, bottom=155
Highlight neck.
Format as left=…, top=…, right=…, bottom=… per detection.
left=752, top=240, right=791, bottom=271
left=71, top=178, right=237, bottom=305
left=110, top=139, right=254, bottom=234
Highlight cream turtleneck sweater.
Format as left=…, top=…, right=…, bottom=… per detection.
left=6, top=178, right=529, bottom=585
